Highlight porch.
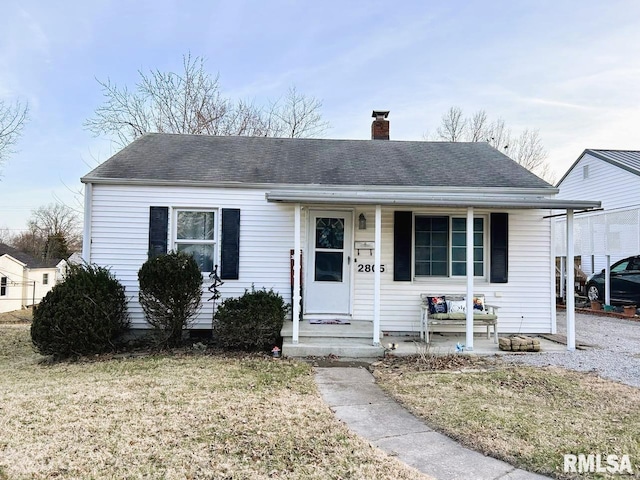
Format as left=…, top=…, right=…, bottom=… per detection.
left=280, top=320, right=568, bottom=358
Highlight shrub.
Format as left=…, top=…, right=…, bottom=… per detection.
left=213, top=287, right=288, bottom=351
left=31, top=264, right=129, bottom=358
left=138, top=251, right=203, bottom=347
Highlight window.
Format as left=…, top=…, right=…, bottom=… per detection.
left=43, top=273, right=49, bottom=285
left=174, top=210, right=216, bottom=272
left=415, top=216, right=484, bottom=277
left=0, top=277, right=6, bottom=296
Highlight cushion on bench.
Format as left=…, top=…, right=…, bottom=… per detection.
left=430, top=313, right=498, bottom=321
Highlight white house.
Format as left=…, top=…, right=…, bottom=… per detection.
left=555, top=150, right=640, bottom=286
left=81, top=112, right=598, bottom=356
left=0, top=243, right=64, bottom=313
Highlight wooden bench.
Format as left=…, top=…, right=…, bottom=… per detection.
left=419, top=294, right=499, bottom=344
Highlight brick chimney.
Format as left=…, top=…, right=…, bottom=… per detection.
left=371, top=110, right=390, bottom=140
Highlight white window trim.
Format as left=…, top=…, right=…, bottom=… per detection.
left=412, top=212, right=488, bottom=281
left=170, top=207, right=218, bottom=274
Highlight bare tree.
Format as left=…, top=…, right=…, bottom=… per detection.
left=0, top=99, right=29, bottom=175
left=432, top=107, right=554, bottom=183
left=85, top=54, right=328, bottom=146
left=435, top=106, right=467, bottom=142
left=10, top=203, right=82, bottom=261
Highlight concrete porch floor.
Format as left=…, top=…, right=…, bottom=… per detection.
left=381, top=332, right=568, bottom=356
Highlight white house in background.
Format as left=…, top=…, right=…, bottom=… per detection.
left=0, top=243, right=64, bottom=313
left=80, top=112, right=598, bottom=356
left=555, top=150, right=640, bottom=280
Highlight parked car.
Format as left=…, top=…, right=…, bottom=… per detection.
left=585, top=255, right=640, bottom=306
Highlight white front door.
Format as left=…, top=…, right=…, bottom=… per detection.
left=305, top=210, right=352, bottom=315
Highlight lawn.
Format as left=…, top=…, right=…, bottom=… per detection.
left=372, top=355, right=640, bottom=479
left=0, top=322, right=428, bottom=480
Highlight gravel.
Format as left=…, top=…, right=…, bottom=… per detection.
left=504, top=311, right=640, bottom=388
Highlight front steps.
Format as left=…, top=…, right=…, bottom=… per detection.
left=281, top=320, right=385, bottom=358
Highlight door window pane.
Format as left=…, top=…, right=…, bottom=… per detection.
left=315, top=218, right=344, bottom=249
left=315, top=252, right=343, bottom=282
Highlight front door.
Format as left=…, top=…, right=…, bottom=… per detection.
left=305, top=210, right=352, bottom=315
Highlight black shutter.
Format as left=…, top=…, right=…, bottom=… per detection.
left=393, top=211, right=413, bottom=281
left=220, top=208, right=240, bottom=280
left=490, top=213, right=508, bottom=283
left=148, top=206, right=169, bottom=258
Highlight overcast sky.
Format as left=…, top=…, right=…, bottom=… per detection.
left=1, top=0, right=639, bottom=233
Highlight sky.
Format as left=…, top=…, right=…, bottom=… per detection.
left=1, top=0, right=640, bottom=233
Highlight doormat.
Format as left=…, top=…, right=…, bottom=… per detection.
left=309, top=318, right=351, bottom=325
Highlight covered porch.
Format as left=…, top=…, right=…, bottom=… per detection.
left=268, top=189, right=600, bottom=358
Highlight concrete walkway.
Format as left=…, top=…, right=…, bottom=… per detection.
left=315, top=367, right=550, bottom=480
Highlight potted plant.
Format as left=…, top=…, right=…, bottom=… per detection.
left=590, top=300, right=602, bottom=311
left=623, top=305, right=636, bottom=317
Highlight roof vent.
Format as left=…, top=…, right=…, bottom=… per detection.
left=371, top=110, right=390, bottom=140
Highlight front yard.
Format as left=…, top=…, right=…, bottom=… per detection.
left=0, top=322, right=427, bottom=479
left=372, top=356, right=640, bottom=479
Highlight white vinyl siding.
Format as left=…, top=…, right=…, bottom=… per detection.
left=89, top=185, right=553, bottom=334
left=352, top=207, right=553, bottom=335
left=89, top=185, right=293, bottom=328
left=556, top=152, right=640, bottom=275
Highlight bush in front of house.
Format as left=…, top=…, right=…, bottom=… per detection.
left=31, top=263, right=129, bottom=358
left=138, top=251, right=203, bottom=347
left=213, top=287, right=288, bottom=351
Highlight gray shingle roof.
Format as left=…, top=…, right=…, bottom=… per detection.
left=589, top=150, right=640, bottom=175
left=82, top=133, right=553, bottom=190
left=0, top=243, right=59, bottom=269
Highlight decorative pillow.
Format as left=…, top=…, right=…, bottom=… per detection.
left=447, top=300, right=466, bottom=313
left=473, top=295, right=486, bottom=312
left=427, top=296, right=447, bottom=314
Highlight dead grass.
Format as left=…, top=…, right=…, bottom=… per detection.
left=373, top=355, right=640, bottom=479
left=0, top=309, right=32, bottom=324
left=0, top=325, right=429, bottom=480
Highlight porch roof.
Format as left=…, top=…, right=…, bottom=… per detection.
left=265, top=189, right=601, bottom=210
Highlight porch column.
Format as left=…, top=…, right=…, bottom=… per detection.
left=292, top=203, right=301, bottom=344
left=465, top=207, right=474, bottom=351
left=373, top=204, right=382, bottom=346
left=82, top=183, right=92, bottom=263
left=566, top=209, right=575, bottom=351
left=604, top=254, right=611, bottom=306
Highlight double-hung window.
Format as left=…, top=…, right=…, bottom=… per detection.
left=43, top=273, right=49, bottom=285
left=174, top=210, right=216, bottom=273
left=0, top=277, right=6, bottom=296
left=415, top=215, right=484, bottom=277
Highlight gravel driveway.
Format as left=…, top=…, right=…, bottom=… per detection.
left=505, top=311, right=640, bottom=388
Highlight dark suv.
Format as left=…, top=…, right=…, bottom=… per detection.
left=585, top=255, right=640, bottom=306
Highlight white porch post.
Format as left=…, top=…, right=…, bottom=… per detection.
left=604, top=254, right=611, bottom=306
left=82, top=183, right=92, bottom=263
left=292, top=203, right=301, bottom=344
left=550, top=216, right=557, bottom=334
left=559, top=256, right=565, bottom=300
left=566, top=209, right=575, bottom=351
left=465, top=207, right=474, bottom=351
left=373, top=204, right=382, bottom=346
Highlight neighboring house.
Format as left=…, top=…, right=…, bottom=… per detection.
left=80, top=112, right=598, bottom=355
left=0, top=243, right=63, bottom=313
left=555, top=150, right=640, bottom=278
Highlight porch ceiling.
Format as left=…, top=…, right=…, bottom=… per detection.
left=265, top=190, right=601, bottom=210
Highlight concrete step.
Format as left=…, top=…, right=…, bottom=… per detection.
left=283, top=340, right=385, bottom=358
left=281, top=320, right=373, bottom=339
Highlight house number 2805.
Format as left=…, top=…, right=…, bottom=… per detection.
left=357, top=264, right=385, bottom=273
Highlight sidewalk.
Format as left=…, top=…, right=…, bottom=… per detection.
left=315, top=367, right=550, bottom=480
